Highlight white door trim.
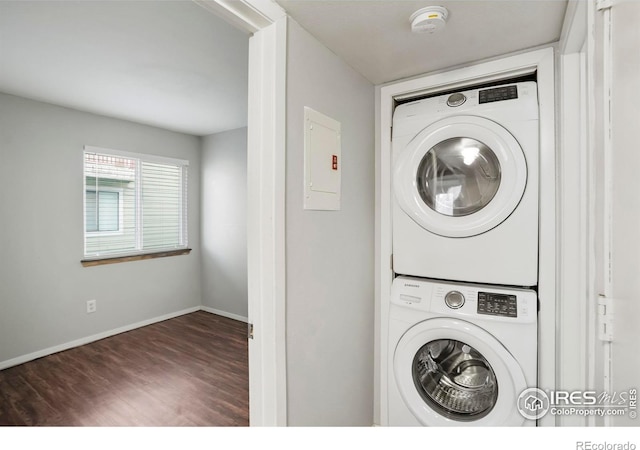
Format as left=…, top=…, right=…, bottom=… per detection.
left=194, top=0, right=285, bottom=33
left=376, top=47, right=556, bottom=426
left=194, top=0, right=288, bottom=426
left=598, top=0, right=615, bottom=427
left=246, top=17, right=288, bottom=427
left=556, top=0, right=592, bottom=427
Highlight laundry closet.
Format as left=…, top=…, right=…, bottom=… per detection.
left=378, top=47, right=557, bottom=427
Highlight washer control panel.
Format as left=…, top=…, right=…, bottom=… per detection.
left=477, top=292, right=517, bottom=317
left=444, top=290, right=465, bottom=309
left=390, top=276, right=536, bottom=324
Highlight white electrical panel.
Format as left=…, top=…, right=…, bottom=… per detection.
left=303, top=107, right=341, bottom=210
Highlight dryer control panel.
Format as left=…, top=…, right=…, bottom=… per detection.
left=478, top=85, right=518, bottom=104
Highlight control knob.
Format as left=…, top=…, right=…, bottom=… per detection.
left=445, top=290, right=465, bottom=309
left=446, top=93, right=466, bottom=107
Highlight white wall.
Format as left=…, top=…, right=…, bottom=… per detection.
left=285, top=19, right=375, bottom=426
left=201, top=127, right=248, bottom=320
left=609, top=0, right=640, bottom=426
left=0, top=93, right=202, bottom=365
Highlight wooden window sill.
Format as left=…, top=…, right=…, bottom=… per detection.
left=81, top=248, right=192, bottom=267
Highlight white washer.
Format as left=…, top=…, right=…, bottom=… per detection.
left=392, top=82, right=539, bottom=286
left=387, top=276, right=537, bottom=426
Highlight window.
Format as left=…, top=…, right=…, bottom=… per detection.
left=83, top=146, right=188, bottom=260
left=85, top=189, right=122, bottom=233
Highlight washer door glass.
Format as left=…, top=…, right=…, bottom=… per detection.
left=413, top=338, right=498, bottom=421
left=416, top=137, right=501, bottom=217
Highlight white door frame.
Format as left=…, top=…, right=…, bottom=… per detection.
left=376, top=47, right=556, bottom=426
left=556, top=0, right=594, bottom=427
left=194, top=0, right=288, bottom=426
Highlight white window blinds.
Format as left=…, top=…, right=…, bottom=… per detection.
left=83, top=147, right=188, bottom=258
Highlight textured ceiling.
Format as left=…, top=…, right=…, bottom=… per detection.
left=277, top=0, right=568, bottom=84
left=0, top=1, right=249, bottom=136
left=0, top=1, right=569, bottom=134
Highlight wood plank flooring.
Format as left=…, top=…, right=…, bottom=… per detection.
left=0, top=311, right=249, bottom=426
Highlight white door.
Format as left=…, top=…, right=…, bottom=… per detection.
left=604, top=0, right=640, bottom=426
left=393, top=116, right=527, bottom=237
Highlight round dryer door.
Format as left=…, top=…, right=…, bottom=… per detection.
left=393, top=115, right=527, bottom=237
left=394, top=317, right=528, bottom=426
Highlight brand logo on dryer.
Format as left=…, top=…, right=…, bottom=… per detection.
left=404, top=283, right=420, bottom=288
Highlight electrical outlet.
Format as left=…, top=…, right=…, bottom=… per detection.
left=86, top=299, right=97, bottom=314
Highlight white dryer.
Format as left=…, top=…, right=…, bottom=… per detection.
left=387, top=276, right=537, bottom=426
left=392, top=82, right=539, bottom=286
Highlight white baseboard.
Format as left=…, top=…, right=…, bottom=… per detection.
left=200, top=306, right=248, bottom=323
left=0, top=306, right=200, bottom=371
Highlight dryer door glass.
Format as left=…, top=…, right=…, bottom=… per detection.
left=416, top=137, right=501, bottom=216
left=412, top=339, right=498, bottom=421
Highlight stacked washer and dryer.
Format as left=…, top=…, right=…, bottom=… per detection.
left=387, top=82, right=540, bottom=426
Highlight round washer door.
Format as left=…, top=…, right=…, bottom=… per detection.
left=393, top=115, right=527, bottom=237
left=394, top=317, right=527, bottom=426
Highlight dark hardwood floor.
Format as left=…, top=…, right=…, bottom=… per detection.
left=0, top=311, right=249, bottom=426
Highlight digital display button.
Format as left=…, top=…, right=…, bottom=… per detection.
left=479, top=85, right=518, bottom=104
left=477, top=292, right=517, bottom=317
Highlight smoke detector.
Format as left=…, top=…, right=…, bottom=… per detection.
left=410, top=6, right=449, bottom=34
